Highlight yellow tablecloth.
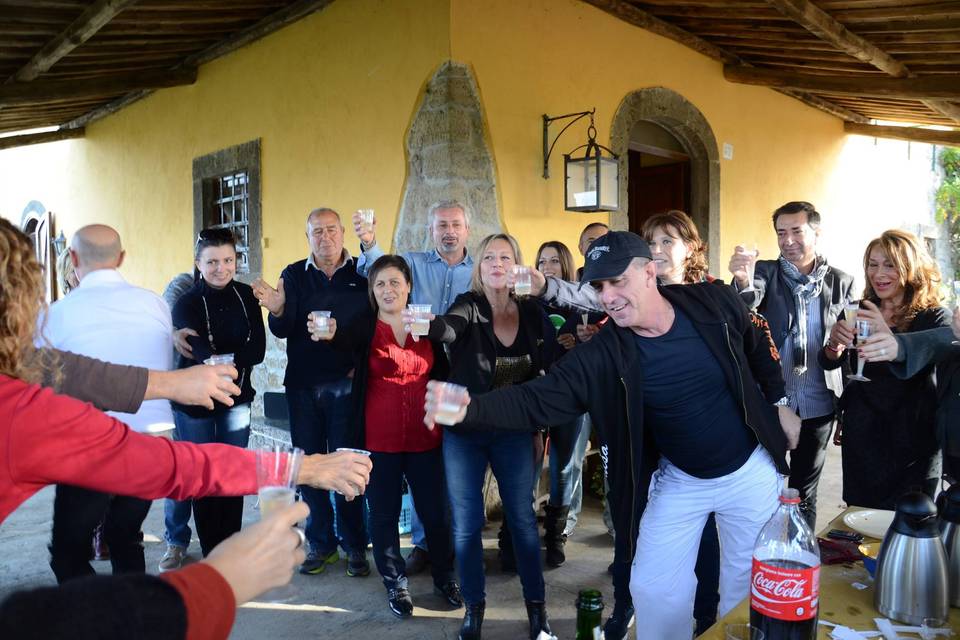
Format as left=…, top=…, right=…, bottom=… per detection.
left=699, top=507, right=960, bottom=638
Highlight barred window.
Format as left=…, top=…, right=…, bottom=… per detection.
left=206, top=171, right=251, bottom=273
left=193, top=139, right=261, bottom=280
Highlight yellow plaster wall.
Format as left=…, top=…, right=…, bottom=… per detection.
left=450, top=0, right=848, bottom=267
left=0, top=0, right=900, bottom=292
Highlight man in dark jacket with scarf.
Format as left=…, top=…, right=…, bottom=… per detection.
left=728, top=201, right=855, bottom=529
left=424, top=231, right=800, bottom=640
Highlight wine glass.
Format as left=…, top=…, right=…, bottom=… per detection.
left=846, top=319, right=872, bottom=382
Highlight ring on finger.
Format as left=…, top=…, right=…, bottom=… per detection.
left=293, top=527, right=306, bottom=549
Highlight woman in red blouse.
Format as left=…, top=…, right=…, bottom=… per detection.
left=311, top=254, right=460, bottom=619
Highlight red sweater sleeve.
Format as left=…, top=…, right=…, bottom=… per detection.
left=3, top=378, right=257, bottom=521
left=160, top=563, right=236, bottom=640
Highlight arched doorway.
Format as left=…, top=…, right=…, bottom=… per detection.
left=609, top=88, right=720, bottom=273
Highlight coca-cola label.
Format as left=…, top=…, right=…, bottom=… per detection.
left=750, top=558, right=819, bottom=621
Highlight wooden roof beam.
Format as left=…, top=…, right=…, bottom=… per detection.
left=724, top=65, right=960, bottom=99
left=581, top=0, right=869, bottom=123
left=0, top=126, right=84, bottom=151
left=0, top=68, right=196, bottom=107
left=844, top=122, right=960, bottom=148
left=763, top=0, right=960, bottom=123
left=10, top=0, right=140, bottom=83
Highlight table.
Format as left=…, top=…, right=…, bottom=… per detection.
left=699, top=507, right=960, bottom=638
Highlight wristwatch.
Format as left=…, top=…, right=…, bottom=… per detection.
left=773, top=396, right=790, bottom=407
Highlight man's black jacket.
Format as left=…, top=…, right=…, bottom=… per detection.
left=463, top=282, right=788, bottom=564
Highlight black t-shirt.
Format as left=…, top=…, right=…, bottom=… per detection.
left=634, top=308, right=757, bottom=479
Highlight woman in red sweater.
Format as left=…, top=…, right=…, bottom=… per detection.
left=310, top=254, right=461, bottom=619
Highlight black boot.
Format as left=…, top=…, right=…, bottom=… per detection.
left=543, top=505, right=569, bottom=568
left=497, top=521, right=516, bottom=573
left=525, top=600, right=552, bottom=639
left=458, top=600, right=485, bottom=640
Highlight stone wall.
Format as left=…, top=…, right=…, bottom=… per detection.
left=393, top=60, right=502, bottom=255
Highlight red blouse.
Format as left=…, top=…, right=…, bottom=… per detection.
left=364, top=320, right=441, bottom=453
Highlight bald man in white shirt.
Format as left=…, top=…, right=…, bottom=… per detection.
left=41, top=224, right=178, bottom=583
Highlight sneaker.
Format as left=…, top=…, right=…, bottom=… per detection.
left=603, top=604, right=635, bottom=640
left=404, top=546, right=430, bottom=575
left=387, top=587, right=414, bottom=618
left=346, top=550, right=370, bottom=577
left=158, top=545, right=186, bottom=573
left=299, top=549, right=339, bottom=575
left=433, top=580, right=464, bottom=608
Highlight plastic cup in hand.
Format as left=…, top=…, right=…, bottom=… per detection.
left=254, top=445, right=304, bottom=602
left=407, top=304, right=432, bottom=337
left=513, top=266, right=532, bottom=296
left=433, top=382, right=469, bottom=426
left=310, top=310, right=333, bottom=340
left=724, top=624, right=764, bottom=640
left=847, top=318, right=873, bottom=382
left=335, top=448, right=371, bottom=497
left=204, top=353, right=235, bottom=383
left=581, top=312, right=590, bottom=326
left=358, top=208, right=375, bottom=234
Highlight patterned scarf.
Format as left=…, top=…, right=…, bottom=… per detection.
left=779, top=255, right=830, bottom=374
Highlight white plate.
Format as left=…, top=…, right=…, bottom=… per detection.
left=843, top=509, right=896, bottom=540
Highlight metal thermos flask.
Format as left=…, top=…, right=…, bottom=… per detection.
left=938, top=483, right=960, bottom=607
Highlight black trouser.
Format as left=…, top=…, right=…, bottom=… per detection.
left=193, top=496, right=244, bottom=557
left=366, top=448, right=454, bottom=591
left=787, top=413, right=835, bottom=530
left=49, top=484, right=151, bottom=584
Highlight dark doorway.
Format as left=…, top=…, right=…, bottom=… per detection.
left=627, top=121, right=691, bottom=234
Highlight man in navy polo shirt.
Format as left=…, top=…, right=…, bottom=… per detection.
left=253, top=208, right=371, bottom=577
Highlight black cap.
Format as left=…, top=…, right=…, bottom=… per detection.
left=579, top=231, right=653, bottom=288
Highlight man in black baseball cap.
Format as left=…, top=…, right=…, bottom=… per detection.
left=425, top=227, right=801, bottom=639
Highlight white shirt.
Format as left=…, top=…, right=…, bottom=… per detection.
left=39, top=268, right=175, bottom=434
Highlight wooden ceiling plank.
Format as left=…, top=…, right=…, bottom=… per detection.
left=11, top=0, right=139, bottom=82
left=724, top=65, right=960, bottom=99
left=832, top=4, right=960, bottom=23
left=844, top=122, right=960, bottom=147
left=0, top=126, right=84, bottom=150
left=763, top=0, right=960, bottom=124
left=582, top=0, right=869, bottom=123
left=0, top=67, right=196, bottom=107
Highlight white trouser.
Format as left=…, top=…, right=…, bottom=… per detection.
left=629, top=445, right=782, bottom=640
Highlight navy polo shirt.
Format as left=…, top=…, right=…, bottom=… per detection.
left=268, top=254, right=369, bottom=388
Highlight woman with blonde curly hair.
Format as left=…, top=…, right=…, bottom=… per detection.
left=640, top=210, right=712, bottom=285
left=823, top=229, right=947, bottom=508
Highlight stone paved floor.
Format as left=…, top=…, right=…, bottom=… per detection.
left=0, top=443, right=845, bottom=639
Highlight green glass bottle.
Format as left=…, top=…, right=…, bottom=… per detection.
left=575, top=589, right=604, bottom=640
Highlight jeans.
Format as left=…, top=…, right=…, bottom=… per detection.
left=287, top=380, right=368, bottom=554
left=629, top=447, right=781, bottom=640
left=548, top=414, right=591, bottom=533
left=444, top=429, right=544, bottom=606
left=49, top=484, right=152, bottom=583
left=164, top=404, right=251, bottom=554
left=367, top=448, right=454, bottom=590
left=788, top=413, right=835, bottom=530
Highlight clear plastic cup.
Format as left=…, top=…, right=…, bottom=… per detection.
left=334, top=448, right=370, bottom=497
left=310, top=310, right=333, bottom=340
left=724, top=624, right=764, bottom=640
left=358, top=209, right=375, bottom=234
left=408, top=304, right=432, bottom=337
left=434, top=382, right=469, bottom=426
left=204, top=353, right=235, bottom=383
left=513, top=265, right=532, bottom=296
left=254, top=445, right=304, bottom=602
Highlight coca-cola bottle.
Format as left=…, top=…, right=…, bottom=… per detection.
left=750, top=487, right=821, bottom=640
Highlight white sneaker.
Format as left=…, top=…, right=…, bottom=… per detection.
left=158, top=544, right=186, bottom=572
